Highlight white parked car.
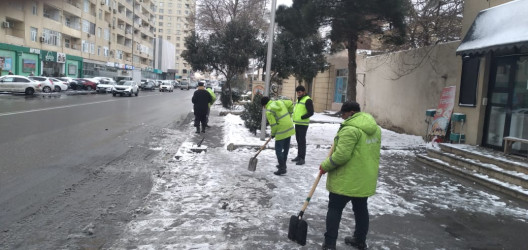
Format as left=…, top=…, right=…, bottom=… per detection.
left=112, top=80, right=139, bottom=97
left=49, top=78, right=69, bottom=92
left=28, top=76, right=54, bottom=93
left=159, top=81, right=174, bottom=92
left=0, top=75, right=41, bottom=95
left=96, top=79, right=116, bottom=93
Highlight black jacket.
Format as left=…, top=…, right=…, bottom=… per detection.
left=192, top=88, right=212, bottom=115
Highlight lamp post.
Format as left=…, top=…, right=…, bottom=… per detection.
left=259, top=0, right=277, bottom=140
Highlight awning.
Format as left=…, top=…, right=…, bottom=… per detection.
left=456, top=0, right=528, bottom=56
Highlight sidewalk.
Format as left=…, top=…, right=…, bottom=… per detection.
left=108, top=105, right=528, bottom=249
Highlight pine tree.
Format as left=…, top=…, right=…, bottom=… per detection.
left=241, top=94, right=263, bottom=135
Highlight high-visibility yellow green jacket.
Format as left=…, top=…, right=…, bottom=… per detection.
left=320, top=112, right=381, bottom=197
left=292, top=95, right=312, bottom=125
left=265, top=100, right=295, bottom=141
left=206, top=88, right=216, bottom=108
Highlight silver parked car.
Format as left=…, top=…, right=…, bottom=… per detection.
left=0, top=75, right=42, bottom=95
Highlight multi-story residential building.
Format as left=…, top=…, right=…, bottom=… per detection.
left=0, top=0, right=158, bottom=80
left=153, top=0, right=195, bottom=79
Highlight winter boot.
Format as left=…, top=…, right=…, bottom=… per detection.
left=344, top=236, right=367, bottom=250
left=201, top=124, right=206, bottom=133
left=291, top=156, right=300, bottom=162
left=195, top=126, right=200, bottom=134
left=274, top=161, right=287, bottom=175
left=321, top=243, right=336, bottom=250
left=296, top=158, right=305, bottom=165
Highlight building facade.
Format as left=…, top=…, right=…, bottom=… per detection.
left=0, top=0, right=157, bottom=80
left=280, top=0, right=527, bottom=156
left=153, top=0, right=195, bottom=80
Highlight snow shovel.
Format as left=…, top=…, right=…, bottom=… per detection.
left=248, top=137, right=272, bottom=171
left=190, top=137, right=207, bottom=153
left=288, top=144, right=334, bottom=246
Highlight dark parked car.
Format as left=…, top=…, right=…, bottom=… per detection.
left=141, top=80, right=156, bottom=90
left=73, top=78, right=97, bottom=90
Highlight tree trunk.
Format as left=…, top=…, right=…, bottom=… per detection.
left=346, top=32, right=358, bottom=102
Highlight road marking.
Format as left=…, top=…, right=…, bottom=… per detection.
left=0, top=93, right=163, bottom=117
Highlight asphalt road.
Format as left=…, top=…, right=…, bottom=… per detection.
left=0, top=90, right=194, bottom=249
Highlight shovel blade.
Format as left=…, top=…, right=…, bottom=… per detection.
left=248, top=157, right=258, bottom=171
left=288, top=215, right=308, bottom=246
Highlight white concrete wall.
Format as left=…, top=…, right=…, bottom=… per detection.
left=357, top=41, right=462, bottom=136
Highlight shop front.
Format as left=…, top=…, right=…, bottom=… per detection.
left=40, top=50, right=66, bottom=77
left=456, top=0, right=528, bottom=155
left=0, top=43, right=41, bottom=76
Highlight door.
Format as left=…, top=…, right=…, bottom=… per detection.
left=509, top=56, right=528, bottom=153
left=483, top=55, right=528, bottom=154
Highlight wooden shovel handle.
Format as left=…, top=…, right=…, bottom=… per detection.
left=253, top=137, right=272, bottom=158
left=300, top=144, right=334, bottom=213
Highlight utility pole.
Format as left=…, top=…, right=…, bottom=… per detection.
left=259, top=0, right=277, bottom=140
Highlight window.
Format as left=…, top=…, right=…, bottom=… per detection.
left=159, top=15, right=163, bottom=20
left=168, top=10, right=172, bottom=14
left=99, top=9, right=103, bottom=20
left=30, top=27, right=38, bottom=42
left=159, top=22, right=163, bottom=26
left=82, top=20, right=95, bottom=35
left=459, top=56, right=480, bottom=106
left=42, top=29, right=62, bottom=46
left=103, top=47, right=109, bottom=57
left=83, top=0, right=90, bottom=13
left=104, top=28, right=110, bottom=40
left=98, top=46, right=101, bottom=56
left=159, top=28, right=163, bottom=32
left=159, top=9, right=164, bottom=13
left=32, top=2, right=38, bottom=15
left=167, top=36, right=171, bottom=40
left=65, top=38, right=71, bottom=48
left=97, top=27, right=102, bottom=37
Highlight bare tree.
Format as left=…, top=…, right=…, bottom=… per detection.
left=405, top=0, right=463, bottom=48
left=195, top=0, right=269, bottom=34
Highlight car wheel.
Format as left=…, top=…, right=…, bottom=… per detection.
left=135, top=90, right=139, bottom=96
left=43, top=86, right=52, bottom=93
left=25, top=88, right=35, bottom=95
left=85, top=86, right=91, bottom=91
left=112, top=93, right=116, bottom=97
left=54, top=86, right=61, bottom=92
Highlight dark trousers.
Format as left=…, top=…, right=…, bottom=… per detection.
left=295, top=125, right=308, bottom=159
left=324, top=192, right=369, bottom=247
left=274, top=137, right=291, bottom=169
left=194, top=113, right=207, bottom=128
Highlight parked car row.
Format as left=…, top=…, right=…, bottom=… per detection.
left=0, top=75, right=204, bottom=96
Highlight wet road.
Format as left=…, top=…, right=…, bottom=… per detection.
left=0, top=91, right=193, bottom=249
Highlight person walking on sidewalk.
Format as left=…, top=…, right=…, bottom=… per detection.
left=192, top=82, right=212, bottom=133
left=319, top=101, right=381, bottom=250
left=206, top=86, right=217, bottom=128
left=261, top=96, right=295, bottom=175
left=291, top=85, right=314, bottom=166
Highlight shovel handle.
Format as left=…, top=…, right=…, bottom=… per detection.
left=299, top=144, right=334, bottom=213
left=253, top=137, right=272, bottom=158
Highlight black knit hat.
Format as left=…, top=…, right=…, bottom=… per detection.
left=261, top=96, right=270, bottom=106
left=198, top=81, right=204, bottom=86
left=340, top=101, right=361, bottom=112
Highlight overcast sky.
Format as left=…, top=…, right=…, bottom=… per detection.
left=275, top=0, right=292, bottom=7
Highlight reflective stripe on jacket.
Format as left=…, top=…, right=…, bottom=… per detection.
left=293, top=95, right=311, bottom=125
left=265, top=100, right=295, bottom=141
left=320, top=112, right=381, bottom=197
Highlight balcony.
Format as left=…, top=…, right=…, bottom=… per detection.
left=43, top=4, right=62, bottom=23
left=64, top=1, right=82, bottom=16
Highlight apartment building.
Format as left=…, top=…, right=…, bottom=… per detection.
left=0, top=0, right=157, bottom=80
left=153, top=0, right=195, bottom=79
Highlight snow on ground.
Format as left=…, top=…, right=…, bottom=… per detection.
left=109, top=111, right=528, bottom=249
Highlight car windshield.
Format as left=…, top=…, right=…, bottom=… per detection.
left=117, top=81, right=133, bottom=86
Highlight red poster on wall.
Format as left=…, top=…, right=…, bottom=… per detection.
left=429, top=86, right=457, bottom=137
